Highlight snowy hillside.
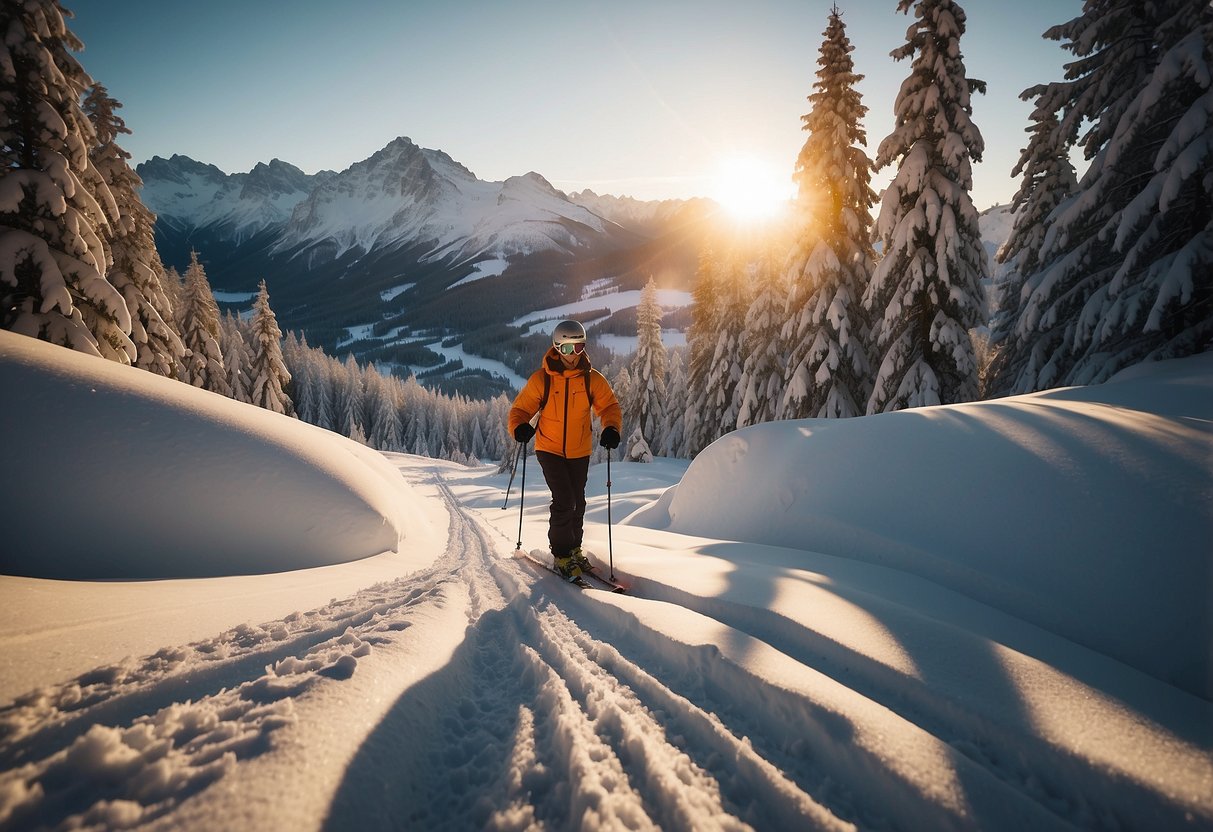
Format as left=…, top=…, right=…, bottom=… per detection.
left=0, top=330, right=428, bottom=580
left=1, top=330, right=1209, bottom=830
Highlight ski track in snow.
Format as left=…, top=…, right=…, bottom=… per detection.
left=0, top=462, right=1202, bottom=830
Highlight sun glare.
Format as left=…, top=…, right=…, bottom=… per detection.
left=710, top=155, right=792, bottom=223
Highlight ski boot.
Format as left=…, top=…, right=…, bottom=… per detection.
left=570, top=546, right=594, bottom=575
left=553, top=553, right=582, bottom=580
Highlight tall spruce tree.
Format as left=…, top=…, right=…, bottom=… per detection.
left=703, top=258, right=751, bottom=438
left=865, top=0, right=988, bottom=412
left=737, top=256, right=786, bottom=428
left=248, top=280, right=293, bottom=415
left=985, top=102, right=1078, bottom=396
left=780, top=6, right=877, bottom=419
left=1, top=0, right=134, bottom=360
left=83, top=84, right=183, bottom=377
left=684, top=250, right=725, bottom=456
left=178, top=251, right=230, bottom=395
left=630, top=277, right=668, bottom=451
left=662, top=350, right=688, bottom=457
left=219, top=311, right=252, bottom=403
left=1008, top=0, right=1212, bottom=390
left=368, top=373, right=402, bottom=451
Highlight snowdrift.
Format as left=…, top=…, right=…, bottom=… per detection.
left=0, top=330, right=411, bottom=579
left=630, top=354, right=1213, bottom=699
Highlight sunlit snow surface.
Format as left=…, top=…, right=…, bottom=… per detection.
left=0, top=331, right=1209, bottom=831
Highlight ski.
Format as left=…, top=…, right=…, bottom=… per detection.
left=517, top=549, right=629, bottom=592
left=572, top=562, right=625, bottom=596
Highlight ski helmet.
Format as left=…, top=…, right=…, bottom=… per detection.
left=552, top=319, right=587, bottom=348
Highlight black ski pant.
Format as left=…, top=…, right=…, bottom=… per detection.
left=535, top=451, right=590, bottom=557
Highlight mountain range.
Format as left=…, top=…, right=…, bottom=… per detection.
left=136, top=136, right=1013, bottom=397
left=137, top=137, right=716, bottom=393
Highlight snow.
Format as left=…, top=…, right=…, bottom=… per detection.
left=1, top=330, right=1210, bottom=831
left=377, top=282, right=415, bottom=302
left=448, top=258, right=509, bottom=289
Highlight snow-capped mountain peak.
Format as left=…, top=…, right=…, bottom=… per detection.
left=136, top=154, right=329, bottom=242
left=269, top=137, right=621, bottom=263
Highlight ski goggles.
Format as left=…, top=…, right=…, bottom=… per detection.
left=558, top=341, right=586, bottom=355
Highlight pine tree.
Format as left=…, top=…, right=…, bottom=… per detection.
left=737, top=257, right=786, bottom=427
left=1009, top=0, right=1212, bottom=389
left=247, top=280, right=293, bottom=414
left=985, top=103, right=1078, bottom=396
left=368, top=373, right=402, bottom=450
left=219, top=311, right=252, bottom=403
left=0, top=0, right=134, bottom=360
left=338, top=353, right=364, bottom=438
left=703, top=259, right=751, bottom=438
left=83, top=84, right=183, bottom=377
left=178, top=251, right=230, bottom=395
left=612, top=366, right=637, bottom=435
left=662, top=350, right=688, bottom=457
left=684, top=251, right=725, bottom=456
left=630, top=277, right=668, bottom=451
left=780, top=7, right=877, bottom=419
left=865, top=0, right=988, bottom=412
left=624, top=426, right=654, bottom=463
left=161, top=265, right=185, bottom=335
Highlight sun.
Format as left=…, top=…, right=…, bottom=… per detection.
left=710, top=155, right=793, bottom=223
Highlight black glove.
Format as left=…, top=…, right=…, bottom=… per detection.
left=514, top=423, right=536, bottom=443
left=599, top=426, right=620, bottom=449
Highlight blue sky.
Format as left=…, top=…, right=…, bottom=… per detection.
left=68, top=0, right=1079, bottom=209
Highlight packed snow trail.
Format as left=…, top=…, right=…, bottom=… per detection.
left=2, top=458, right=1209, bottom=830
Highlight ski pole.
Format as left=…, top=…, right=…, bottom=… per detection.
left=515, top=440, right=528, bottom=551
left=606, top=449, right=615, bottom=581
left=502, top=442, right=522, bottom=509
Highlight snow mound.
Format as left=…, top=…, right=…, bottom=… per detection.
left=0, top=330, right=412, bottom=579
left=629, top=353, right=1213, bottom=699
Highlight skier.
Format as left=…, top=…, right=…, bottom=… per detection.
left=509, top=320, right=622, bottom=579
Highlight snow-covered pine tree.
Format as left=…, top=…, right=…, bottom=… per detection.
left=162, top=266, right=184, bottom=321
left=703, top=258, right=752, bottom=437
left=631, top=277, right=668, bottom=452
left=779, top=6, right=877, bottom=419
left=219, top=311, right=252, bottom=403
left=865, top=0, right=988, bottom=413
left=178, top=251, right=231, bottom=396
left=491, top=393, right=516, bottom=471
left=737, top=256, right=787, bottom=427
left=367, top=372, right=401, bottom=451
left=284, top=334, right=315, bottom=423
left=624, top=426, right=654, bottom=463
left=661, top=350, right=688, bottom=457
left=612, top=365, right=637, bottom=435
left=984, top=102, right=1078, bottom=397
left=684, top=250, right=725, bottom=456
left=247, top=280, right=293, bottom=414
left=1011, top=0, right=1212, bottom=389
left=0, top=0, right=134, bottom=361
left=83, top=84, right=183, bottom=377
left=337, top=353, right=364, bottom=439
left=301, top=345, right=337, bottom=431
left=468, top=414, right=487, bottom=462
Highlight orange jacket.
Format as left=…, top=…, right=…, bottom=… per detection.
left=509, top=348, right=622, bottom=459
